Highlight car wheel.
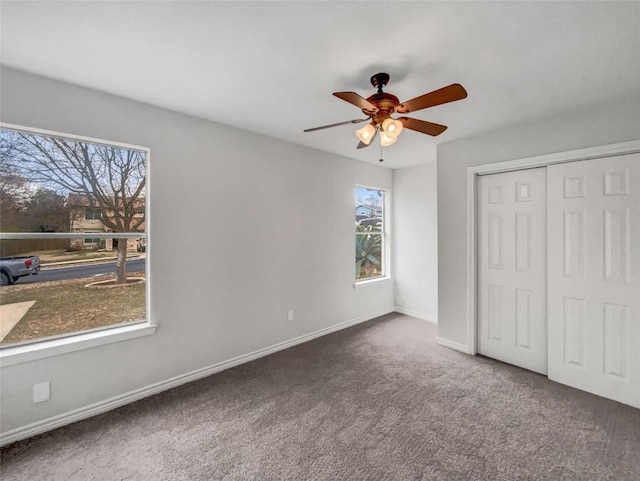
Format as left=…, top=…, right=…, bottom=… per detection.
left=0, top=272, right=9, bottom=286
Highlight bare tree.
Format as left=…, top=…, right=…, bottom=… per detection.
left=356, top=188, right=383, bottom=209
left=25, top=188, right=71, bottom=233
left=1, top=130, right=146, bottom=284
left=0, top=175, right=29, bottom=232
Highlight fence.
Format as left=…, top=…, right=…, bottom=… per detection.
left=0, top=238, right=69, bottom=257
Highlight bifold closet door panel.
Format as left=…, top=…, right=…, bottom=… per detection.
left=478, top=168, right=548, bottom=374
left=547, top=154, right=640, bottom=408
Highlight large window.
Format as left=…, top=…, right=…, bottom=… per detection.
left=355, top=185, right=385, bottom=280
left=0, top=125, right=148, bottom=347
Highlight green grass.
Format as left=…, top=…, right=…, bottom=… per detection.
left=0, top=276, right=146, bottom=345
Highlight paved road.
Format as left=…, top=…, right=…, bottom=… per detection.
left=15, top=258, right=146, bottom=284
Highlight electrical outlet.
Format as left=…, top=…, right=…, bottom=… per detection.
left=33, top=381, right=51, bottom=403
left=287, top=310, right=294, bottom=322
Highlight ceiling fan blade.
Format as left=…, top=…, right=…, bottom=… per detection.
left=396, top=84, right=467, bottom=114
left=333, top=92, right=379, bottom=113
left=303, top=118, right=369, bottom=132
left=398, top=117, right=448, bottom=136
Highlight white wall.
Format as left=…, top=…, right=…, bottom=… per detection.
left=437, top=96, right=640, bottom=348
left=0, top=68, right=394, bottom=436
left=392, top=163, right=438, bottom=321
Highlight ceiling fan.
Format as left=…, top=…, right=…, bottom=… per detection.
left=304, top=73, right=467, bottom=149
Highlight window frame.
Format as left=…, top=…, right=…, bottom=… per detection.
left=355, top=184, right=388, bottom=283
left=0, top=123, right=155, bottom=366
left=83, top=231, right=102, bottom=245
left=84, top=208, right=101, bottom=220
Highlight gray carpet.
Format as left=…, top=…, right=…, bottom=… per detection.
left=1, top=313, right=639, bottom=480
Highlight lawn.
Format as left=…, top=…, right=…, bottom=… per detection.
left=0, top=275, right=146, bottom=345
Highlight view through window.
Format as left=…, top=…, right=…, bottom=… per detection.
left=355, top=186, right=385, bottom=280
left=0, top=127, right=147, bottom=346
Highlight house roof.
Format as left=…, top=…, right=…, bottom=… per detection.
left=67, top=194, right=145, bottom=209
left=356, top=205, right=382, bottom=212
left=67, top=194, right=98, bottom=207
left=2, top=2, right=639, bottom=169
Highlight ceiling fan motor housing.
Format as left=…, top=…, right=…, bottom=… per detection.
left=364, top=92, right=399, bottom=126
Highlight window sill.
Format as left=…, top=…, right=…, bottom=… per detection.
left=353, top=277, right=393, bottom=289
left=0, top=322, right=158, bottom=367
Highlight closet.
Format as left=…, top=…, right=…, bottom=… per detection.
left=477, top=153, right=639, bottom=407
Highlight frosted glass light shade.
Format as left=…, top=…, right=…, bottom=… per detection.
left=380, top=131, right=397, bottom=147
left=356, top=123, right=376, bottom=144
left=382, top=118, right=403, bottom=138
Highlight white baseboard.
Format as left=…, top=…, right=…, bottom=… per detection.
left=393, top=307, right=437, bottom=324
left=0, top=307, right=393, bottom=447
left=436, top=336, right=473, bottom=354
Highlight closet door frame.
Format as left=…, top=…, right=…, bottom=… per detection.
left=463, top=140, right=640, bottom=355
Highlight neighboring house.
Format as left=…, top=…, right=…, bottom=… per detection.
left=67, top=193, right=145, bottom=251
left=355, top=205, right=382, bottom=217
left=356, top=205, right=383, bottom=227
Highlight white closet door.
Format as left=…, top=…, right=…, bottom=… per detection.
left=478, top=168, right=548, bottom=374
left=548, top=154, right=640, bottom=408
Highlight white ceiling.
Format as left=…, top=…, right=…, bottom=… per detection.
left=1, top=1, right=639, bottom=169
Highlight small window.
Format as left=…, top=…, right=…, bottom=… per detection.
left=84, top=232, right=101, bottom=245
left=0, top=126, right=148, bottom=347
left=355, top=186, right=385, bottom=280
left=84, top=208, right=101, bottom=220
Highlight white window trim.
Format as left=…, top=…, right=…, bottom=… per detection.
left=0, top=123, right=154, bottom=362
left=0, top=322, right=157, bottom=367
left=355, top=184, right=390, bottom=284
left=0, top=232, right=145, bottom=240
left=353, top=276, right=394, bottom=289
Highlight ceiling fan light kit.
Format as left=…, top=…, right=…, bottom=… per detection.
left=381, top=118, right=403, bottom=138
left=380, top=130, right=397, bottom=147
left=304, top=72, right=468, bottom=150
left=356, top=123, right=376, bottom=145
